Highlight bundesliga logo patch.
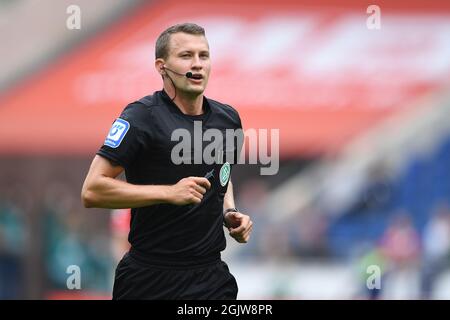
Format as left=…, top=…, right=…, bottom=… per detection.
left=219, top=162, right=231, bottom=186
left=104, top=118, right=130, bottom=148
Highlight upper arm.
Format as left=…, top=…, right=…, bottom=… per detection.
left=81, top=155, right=125, bottom=206
left=84, top=155, right=125, bottom=183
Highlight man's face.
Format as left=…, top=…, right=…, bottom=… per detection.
left=163, top=33, right=211, bottom=95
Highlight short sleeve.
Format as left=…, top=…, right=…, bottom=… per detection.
left=236, top=115, right=244, bottom=162
left=97, top=117, right=144, bottom=169
left=231, top=106, right=244, bottom=162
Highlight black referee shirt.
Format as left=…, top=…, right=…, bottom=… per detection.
left=97, top=90, right=243, bottom=264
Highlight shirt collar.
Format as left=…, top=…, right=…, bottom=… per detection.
left=160, top=89, right=211, bottom=119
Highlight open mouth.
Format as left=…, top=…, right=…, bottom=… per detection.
left=190, top=74, right=203, bottom=80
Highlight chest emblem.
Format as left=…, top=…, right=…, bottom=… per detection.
left=219, top=162, right=231, bottom=187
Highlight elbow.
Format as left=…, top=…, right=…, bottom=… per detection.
left=81, top=188, right=97, bottom=208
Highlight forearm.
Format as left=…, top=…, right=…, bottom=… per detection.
left=222, top=180, right=253, bottom=237
left=223, top=180, right=235, bottom=210
left=82, top=175, right=169, bottom=209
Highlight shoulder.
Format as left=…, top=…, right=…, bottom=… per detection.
left=207, top=97, right=242, bottom=128
left=118, top=93, right=161, bottom=129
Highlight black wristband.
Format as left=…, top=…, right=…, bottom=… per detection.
left=223, top=207, right=238, bottom=215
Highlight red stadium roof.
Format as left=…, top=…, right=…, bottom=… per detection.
left=1, top=0, right=449, bottom=157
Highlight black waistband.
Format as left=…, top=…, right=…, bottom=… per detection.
left=128, top=247, right=221, bottom=268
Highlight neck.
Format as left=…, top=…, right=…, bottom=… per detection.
left=164, top=84, right=204, bottom=115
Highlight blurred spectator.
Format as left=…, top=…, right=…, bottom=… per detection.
left=0, top=226, right=23, bottom=299
left=258, top=222, right=293, bottom=261
left=289, top=206, right=329, bottom=258
left=348, top=163, right=394, bottom=216
left=380, top=211, right=421, bottom=267
left=42, top=182, right=113, bottom=296
left=355, top=243, right=386, bottom=300
left=0, top=199, right=25, bottom=299
left=420, top=202, right=450, bottom=299
left=379, top=210, right=421, bottom=299
left=235, top=179, right=270, bottom=259
left=110, top=208, right=131, bottom=263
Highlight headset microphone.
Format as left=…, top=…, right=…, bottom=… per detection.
left=163, top=66, right=194, bottom=78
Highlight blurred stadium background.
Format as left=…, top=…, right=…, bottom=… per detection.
left=1, top=0, right=450, bottom=299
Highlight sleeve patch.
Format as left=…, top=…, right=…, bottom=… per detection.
left=104, top=118, right=130, bottom=148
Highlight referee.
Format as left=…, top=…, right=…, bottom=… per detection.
left=81, top=23, right=253, bottom=299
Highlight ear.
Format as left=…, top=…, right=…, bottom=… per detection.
left=155, top=58, right=166, bottom=76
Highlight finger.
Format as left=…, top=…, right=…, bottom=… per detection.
left=232, top=222, right=253, bottom=242
left=227, top=211, right=245, bottom=224
left=236, top=234, right=247, bottom=243
left=190, top=195, right=201, bottom=204
left=243, top=225, right=253, bottom=241
left=242, top=216, right=251, bottom=228
left=224, top=210, right=240, bottom=222
left=191, top=177, right=211, bottom=190
left=190, top=190, right=203, bottom=202
left=229, top=224, right=246, bottom=236
left=229, top=231, right=243, bottom=242
left=241, top=224, right=253, bottom=240
left=235, top=223, right=252, bottom=240
left=234, top=216, right=251, bottom=230
left=192, top=183, right=207, bottom=195
left=230, top=211, right=243, bottom=219
left=242, top=223, right=253, bottom=236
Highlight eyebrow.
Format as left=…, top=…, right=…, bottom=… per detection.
left=177, top=50, right=209, bottom=55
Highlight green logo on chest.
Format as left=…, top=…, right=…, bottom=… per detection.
left=219, top=162, right=231, bottom=187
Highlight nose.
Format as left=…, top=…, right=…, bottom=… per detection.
left=191, top=54, right=203, bottom=70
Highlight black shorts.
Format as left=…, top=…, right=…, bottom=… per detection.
left=112, top=252, right=238, bottom=300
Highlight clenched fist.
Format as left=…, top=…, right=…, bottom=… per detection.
left=224, top=211, right=253, bottom=243
left=167, top=177, right=211, bottom=205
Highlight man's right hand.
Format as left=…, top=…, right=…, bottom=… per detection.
left=166, top=177, right=211, bottom=205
